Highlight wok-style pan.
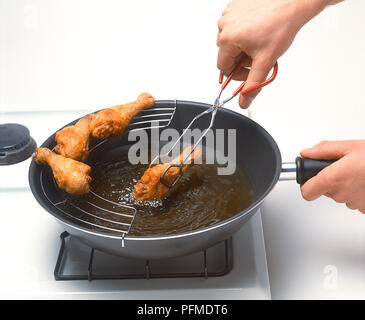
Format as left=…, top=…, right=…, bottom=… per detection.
left=28, top=100, right=333, bottom=259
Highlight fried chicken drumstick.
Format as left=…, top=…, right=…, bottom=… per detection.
left=90, top=92, right=155, bottom=139
left=54, top=114, right=94, bottom=161
left=34, top=147, right=91, bottom=194
left=53, top=93, right=154, bottom=161
left=133, top=145, right=202, bottom=201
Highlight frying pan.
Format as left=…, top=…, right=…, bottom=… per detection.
left=28, top=100, right=333, bottom=259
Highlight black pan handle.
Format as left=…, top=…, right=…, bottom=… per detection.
left=295, top=157, right=336, bottom=184
left=281, top=157, right=337, bottom=184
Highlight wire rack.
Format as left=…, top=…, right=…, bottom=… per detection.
left=42, top=102, right=177, bottom=247
left=54, top=231, right=233, bottom=281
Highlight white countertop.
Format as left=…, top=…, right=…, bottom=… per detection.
left=1, top=0, right=365, bottom=299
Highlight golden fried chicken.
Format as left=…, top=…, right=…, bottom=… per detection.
left=90, top=93, right=155, bottom=139
left=133, top=145, right=202, bottom=201
left=34, top=147, right=91, bottom=195
left=54, top=114, right=94, bottom=161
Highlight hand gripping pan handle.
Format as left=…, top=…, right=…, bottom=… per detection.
left=281, top=157, right=337, bottom=185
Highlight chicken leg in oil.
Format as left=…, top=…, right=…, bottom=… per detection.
left=133, top=145, right=202, bottom=201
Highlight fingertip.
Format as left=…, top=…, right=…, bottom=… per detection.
left=239, top=95, right=253, bottom=109
left=239, top=104, right=249, bottom=110
left=300, top=148, right=312, bottom=157
left=300, top=140, right=350, bottom=160
left=300, top=182, right=321, bottom=202
left=239, top=99, right=251, bottom=109
left=300, top=185, right=312, bottom=201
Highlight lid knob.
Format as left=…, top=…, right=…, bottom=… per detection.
left=0, top=123, right=37, bottom=165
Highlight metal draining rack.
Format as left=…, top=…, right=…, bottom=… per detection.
left=42, top=102, right=177, bottom=247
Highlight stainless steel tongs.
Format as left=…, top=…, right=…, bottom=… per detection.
left=152, top=58, right=279, bottom=188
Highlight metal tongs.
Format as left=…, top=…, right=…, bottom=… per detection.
left=152, top=58, right=279, bottom=188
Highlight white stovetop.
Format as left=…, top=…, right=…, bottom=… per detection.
left=1, top=0, right=365, bottom=299
left=0, top=152, right=270, bottom=299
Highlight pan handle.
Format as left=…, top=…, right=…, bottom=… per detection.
left=280, top=157, right=337, bottom=184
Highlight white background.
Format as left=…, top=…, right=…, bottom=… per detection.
left=1, top=0, right=365, bottom=299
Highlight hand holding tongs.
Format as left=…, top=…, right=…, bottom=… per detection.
left=215, top=58, right=278, bottom=108
left=154, top=58, right=279, bottom=188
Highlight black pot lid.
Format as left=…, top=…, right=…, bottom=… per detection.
left=0, top=123, right=37, bottom=165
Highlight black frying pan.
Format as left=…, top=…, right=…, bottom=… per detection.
left=28, top=100, right=333, bottom=259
